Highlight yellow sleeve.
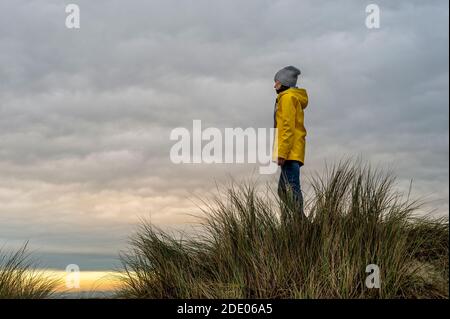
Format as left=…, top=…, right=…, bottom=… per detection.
left=276, top=95, right=295, bottom=159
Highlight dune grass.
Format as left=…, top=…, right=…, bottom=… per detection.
left=0, top=243, right=60, bottom=299
left=117, top=160, right=449, bottom=299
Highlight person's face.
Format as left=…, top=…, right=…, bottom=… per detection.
left=274, top=80, right=282, bottom=90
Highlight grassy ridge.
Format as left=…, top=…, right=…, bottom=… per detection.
left=117, top=161, right=449, bottom=298
left=1, top=161, right=447, bottom=299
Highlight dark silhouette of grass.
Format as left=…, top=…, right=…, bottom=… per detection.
left=116, top=160, right=448, bottom=299
left=0, top=243, right=60, bottom=299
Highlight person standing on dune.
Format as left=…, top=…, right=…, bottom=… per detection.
left=272, top=66, right=309, bottom=221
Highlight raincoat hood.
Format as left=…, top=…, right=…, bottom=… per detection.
left=278, top=87, right=308, bottom=110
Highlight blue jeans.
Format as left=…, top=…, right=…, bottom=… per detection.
left=278, top=160, right=305, bottom=220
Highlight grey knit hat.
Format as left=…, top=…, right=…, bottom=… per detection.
left=274, top=65, right=301, bottom=87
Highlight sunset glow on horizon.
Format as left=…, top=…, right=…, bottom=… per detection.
left=42, top=270, right=123, bottom=293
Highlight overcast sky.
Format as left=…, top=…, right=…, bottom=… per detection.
left=0, top=0, right=448, bottom=270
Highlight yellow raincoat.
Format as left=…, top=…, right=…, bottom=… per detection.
left=273, top=87, right=309, bottom=164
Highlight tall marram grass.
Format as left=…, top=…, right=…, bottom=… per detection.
left=117, top=161, right=449, bottom=299
left=0, top=243, right=59, bottom=299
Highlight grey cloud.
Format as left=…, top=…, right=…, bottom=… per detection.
left=0, top=0, right=448, bottom=269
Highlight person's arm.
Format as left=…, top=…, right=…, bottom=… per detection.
left=276, top=95, right=296, bottom=163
